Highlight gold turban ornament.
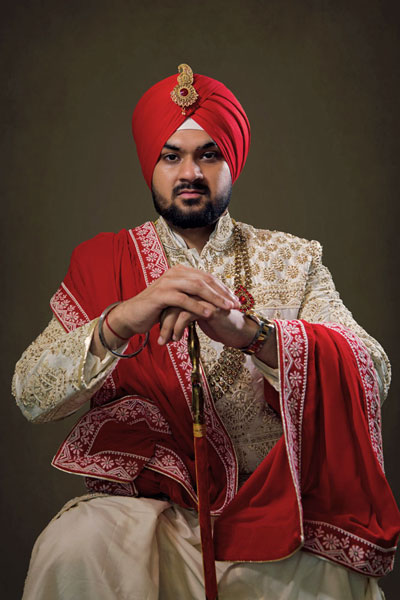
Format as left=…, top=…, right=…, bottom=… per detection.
left=170, top=63, right=199, bottom=114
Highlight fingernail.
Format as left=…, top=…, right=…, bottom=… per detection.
left=158, top=335, right=164, bottom=345
left=172, top=333, right=178, bottom=341
left=203, top=308, right=211, bottom=317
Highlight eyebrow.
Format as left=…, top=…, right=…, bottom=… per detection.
left=162, top=141, right=218, bottom=152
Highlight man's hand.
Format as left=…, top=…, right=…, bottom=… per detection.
left=90, top=265, right=241, bottom=358
left=160, top=305, right=278, bottom=368
left=160, top=305, right=255, bottom=347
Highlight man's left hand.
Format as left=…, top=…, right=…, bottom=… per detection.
left=160, top=305, right=256, bottom=349
left=159, top=306, right=278, bottom=368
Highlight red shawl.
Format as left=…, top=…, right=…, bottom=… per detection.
left=50, top=222, right=400, bottom=577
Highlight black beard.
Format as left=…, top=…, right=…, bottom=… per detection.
left=151, top=184, right=232, bottom=229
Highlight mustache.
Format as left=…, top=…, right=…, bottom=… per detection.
left=173, top=183, right=209, bottom=196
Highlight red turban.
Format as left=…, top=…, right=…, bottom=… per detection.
left=132, top=66, right=251, bottom=188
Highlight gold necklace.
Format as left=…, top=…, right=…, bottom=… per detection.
left=206, top=222, right=254, bottom=401
left=232, top=222, right=255, bottom=313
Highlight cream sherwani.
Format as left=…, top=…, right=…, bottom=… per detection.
left=13, top=214, right=389, bottom=599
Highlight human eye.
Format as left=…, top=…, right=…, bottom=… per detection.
left=201, top=151, right=219, bottom=160
left=162, top=153, right=180, bottom=162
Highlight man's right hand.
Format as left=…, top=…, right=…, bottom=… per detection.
left=90, top=265, right=240, bottom=359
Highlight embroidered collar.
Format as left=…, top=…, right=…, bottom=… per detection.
left=154, top=212, right=235, bottom=258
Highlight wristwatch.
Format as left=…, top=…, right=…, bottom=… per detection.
left=240, top=313, right=275, bottom=355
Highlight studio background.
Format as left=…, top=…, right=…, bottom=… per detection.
left=1, top=1, right=399, bottom=598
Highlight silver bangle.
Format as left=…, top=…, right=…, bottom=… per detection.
left=98, top=302, right=149, bottom=359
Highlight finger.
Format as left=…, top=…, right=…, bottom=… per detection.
left=196, top=274, right=240, bottom=306
left=167, top=278, right=239, bottom=311
left=159, top=300, right=218, bottom=344
left=165, top=266, right=239, bottom=305
left=171, top=299, right=228, bottom=342
left=172, top=310, right=196, bottom=341
left=159, top=291, right=215, bottom=319
left=206, top=276, right=241, bottom=307
left=158, top=307, right=180, bottom=345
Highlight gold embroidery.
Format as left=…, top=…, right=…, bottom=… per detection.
left=271, top=257, right=285, bottom=271
left=263, top=267, right=277, bottom=281
left=278, top=246, right=292, bottom=260
left=12, top=317, right=106, bottom=422
left=205, top=346, right=246, bottom=401
left=13, top=214, right=391, bottom=478
left=299, top=261, right=391, bottom=400
left=154, top=213, right=391, bottom=471
left=287, top=265, right=299, bottom=279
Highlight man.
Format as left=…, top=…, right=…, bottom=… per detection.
left=13, top=64, right=400, bottom=599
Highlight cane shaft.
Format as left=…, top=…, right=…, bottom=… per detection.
left=188, top=322, right=218, bottom=600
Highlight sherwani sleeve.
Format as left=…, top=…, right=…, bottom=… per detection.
left=12, top=316, right=118, bottom=423
left=298, top=240, right=391, bottom=402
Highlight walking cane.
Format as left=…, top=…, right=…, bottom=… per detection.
left=188, top=321, right=219, bottom=600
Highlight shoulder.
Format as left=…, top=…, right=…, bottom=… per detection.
left=237, top=221, right=322, bottom=261
left=70, top=228, right=133, bottom=265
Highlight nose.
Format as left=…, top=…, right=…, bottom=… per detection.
left=178, top=156, right=203, bottom=182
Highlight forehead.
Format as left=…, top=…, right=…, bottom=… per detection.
left=164, top=129, right=216, bottom=150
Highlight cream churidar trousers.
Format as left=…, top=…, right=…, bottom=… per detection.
left=22, top=495, right=384, bottom=600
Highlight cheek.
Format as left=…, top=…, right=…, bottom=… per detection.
left=152, top=164, right=172, bottom=195
left=215, top=163, right=232, bottom=192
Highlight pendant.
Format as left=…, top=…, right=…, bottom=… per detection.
left=235, top=284, right=255, bottom=313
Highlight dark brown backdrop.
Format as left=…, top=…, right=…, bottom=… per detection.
left=1, top=1, right=399, bottom=597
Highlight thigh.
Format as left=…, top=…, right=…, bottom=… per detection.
left=217, top=551, right=382, bottom=600
left=23, top=495, right=170, bottom=600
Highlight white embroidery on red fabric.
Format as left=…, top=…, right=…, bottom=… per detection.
left=167, top=336, right=238, bottom=513
left=85, top=477, right=138, bottom=496
left=303, top=520, right=395, bottom=577
left=199, top=364, right=238, bottom=511
left=50, top=283, right=117, bottom=406
left=323, top=323, right=384, bottom=472
left=91, top=373, right=117, bottom=407
left=277, top=320, right=393, bottom=577
left=131, top=222, right=238, bottom=513
left=52, top=396, right=171, bottom=481
left=147, top=444, right=197, bottom=504
left=50, top=283, right=90, bottom=331
left=129, top=222, right=170, bottom=285
left=275, top=319, right=307, bottom=534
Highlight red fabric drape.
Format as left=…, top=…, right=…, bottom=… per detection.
left=214, top=320, right=400, bottom=575
left=50, top=224, right=400, bottom=577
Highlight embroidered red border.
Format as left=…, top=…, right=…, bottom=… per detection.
left=275, top=319, right=307, bottom=540
left=276, top=319, right=394, bottom=577
left=50, top=283, right=89, bottom=331
left=52, top=395, right=170, bottom=481
left=50, top=282, right=116, bottom=406
left=303, top=520, right=395, bottom=577
left=130, top=222, right=238, bottom=514
left=324, top=323, right=384, bottom=471
left=85, top=478, right=139, bottom=497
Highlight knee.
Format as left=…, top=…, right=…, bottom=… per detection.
left=31, top=502, right=109, bottom=576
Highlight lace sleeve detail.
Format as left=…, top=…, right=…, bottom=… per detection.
left=299, top=241, right=391, bottom=402
left=12, top=316, right=117, bottom=423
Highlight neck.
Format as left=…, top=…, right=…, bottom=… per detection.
left=167, top=222, right=215, bottom=253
